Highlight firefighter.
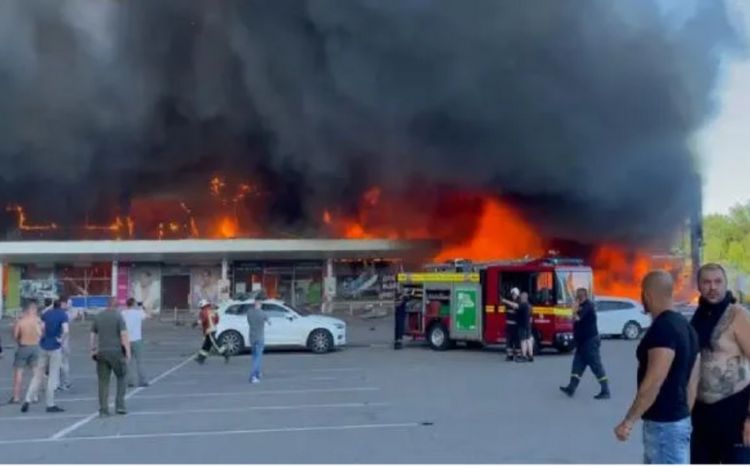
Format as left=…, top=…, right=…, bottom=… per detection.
left=501, top=288, right=521, bottom=361
left=559, top=288, right=610, bottom=399
left=393, top=290, right=409, bottom=350
left=194, top=299, right=230, bottom=364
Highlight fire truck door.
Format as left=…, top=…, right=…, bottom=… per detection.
left=450, top=283, right=482, bottom=341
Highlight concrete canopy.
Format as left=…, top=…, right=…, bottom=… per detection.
left=0, top=239, right=441, bottom=264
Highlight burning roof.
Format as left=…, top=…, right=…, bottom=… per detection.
left=0, top=0, right=743, bottom=300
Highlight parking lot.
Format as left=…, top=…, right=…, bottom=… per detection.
left=0, top=316, right=644, bottom=463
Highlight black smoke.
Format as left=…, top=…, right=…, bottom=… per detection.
left=0, top=0, right=744, bottom=244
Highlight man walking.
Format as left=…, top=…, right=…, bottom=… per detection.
left=246, top=294, right=270, bottom=384
left=91, top=298, right=131, bottom=416
left=122, top=298, right=151, bottom=387
left=615, top=271, right=700, bottom=464
left=690, top=263, right=750, bottom=463
left=195, top=299, right=230, bottom=364
left=560, top=288, right=610, bottom=399
left=10, top=300, right=41, bottom=405
left=22, top=297, right=69, bottom=413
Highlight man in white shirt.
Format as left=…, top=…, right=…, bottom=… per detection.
left=121, top=298, right=151, bottom=387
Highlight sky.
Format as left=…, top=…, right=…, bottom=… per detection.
left=699, top=0, right=750, bottom=215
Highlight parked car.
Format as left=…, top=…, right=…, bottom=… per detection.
left=215, top=298, right=347, bottom=355
left=594, top=296, right=651, bottom=340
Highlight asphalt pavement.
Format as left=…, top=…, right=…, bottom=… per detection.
left=0, top=315, right=645, bottom=463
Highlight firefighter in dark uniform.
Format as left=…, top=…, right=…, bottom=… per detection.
left=559, top=288, right=610, bottom=399
left=502, top=288, right=521, bottom=361
left=393, top=291, right=409, bottom=349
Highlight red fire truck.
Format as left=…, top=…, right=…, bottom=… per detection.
left=396, top=256, right=594, bottom=353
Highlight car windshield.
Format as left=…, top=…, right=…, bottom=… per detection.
left=556, top=269, right=594, bottom=305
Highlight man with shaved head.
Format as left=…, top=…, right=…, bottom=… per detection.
left=615, top=270, right=700, bottom=464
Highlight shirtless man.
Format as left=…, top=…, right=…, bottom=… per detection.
left=690, top=263, right=750, bottom=463
left=9, top=300, right=42, bottom=404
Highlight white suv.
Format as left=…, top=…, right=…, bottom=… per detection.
left=215, top=299, right=347, bottom=355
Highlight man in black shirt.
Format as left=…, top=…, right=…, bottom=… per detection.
left=559, top=288, right=610, bottom=399
left=615, top=271, right=700, bottom=464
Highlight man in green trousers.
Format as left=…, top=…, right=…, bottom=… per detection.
left=91, top=297, right=131, bottom=417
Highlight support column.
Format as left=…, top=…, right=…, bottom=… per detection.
left=0, top=262, right=4, bottom=320
left=111, top=261, right=118, bottom=299
left=322, top=259, right=335, bottom=314
left=220, top=258, right=230, bottom=302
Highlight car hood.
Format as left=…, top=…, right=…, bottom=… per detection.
left=303, top=315, right=346, bottom=327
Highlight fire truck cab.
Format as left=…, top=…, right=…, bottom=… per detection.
left=397, top=256, right=594, bottom=353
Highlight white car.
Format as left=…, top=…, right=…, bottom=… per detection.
left=595, top=296, right=651, bottom=340
left=215, top=299, right=347, bottom=355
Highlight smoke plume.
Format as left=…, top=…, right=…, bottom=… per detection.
left=0, top=0, right=743, bottom=245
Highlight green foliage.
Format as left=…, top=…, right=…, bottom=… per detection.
left=703, top=201, right=750, bottom=274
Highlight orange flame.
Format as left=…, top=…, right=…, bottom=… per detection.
left=218, top=217, right=238, bottom=238
left=436, top=199, right=546, bottom=261
left=6, top=204, right=58, bottom=231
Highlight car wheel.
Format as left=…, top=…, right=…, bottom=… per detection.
left=427, top=322, right=451, bottom=351
left=218, top=330, right=244, bottom=356
left=308, top=329, right=334, bottom=354
left=622, top=321, right=642, bottom=340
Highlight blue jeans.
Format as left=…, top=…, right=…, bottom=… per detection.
left=643, top=417, right=691, bottom=464
left=250, top=341, right=264, bottom=379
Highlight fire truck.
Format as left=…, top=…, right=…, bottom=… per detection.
left=396, top=256, right=594, bottom=353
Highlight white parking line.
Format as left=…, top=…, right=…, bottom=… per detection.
left=155, top=375, right=339, bottom=386
left=0, top=402, right=389, bottom=421
left=0, top=422, right=422, bottom=445
left=56, top=387, right=380, bottom=402
left=166, top=367, right=364, bottom=378
left=49, top=355, right=195, bottom=440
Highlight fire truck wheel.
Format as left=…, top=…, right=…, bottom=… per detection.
left=308, top=329, right=334, bottom=353
left=532, top=330, right=541, bottom=356
left=622, top=321, right=642, bottom=340
left=427, top=322, right=451, bottom=351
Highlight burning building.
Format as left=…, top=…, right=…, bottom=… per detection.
left=0, top=1, right=742, bottom=313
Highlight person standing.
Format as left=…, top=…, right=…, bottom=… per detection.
left=690, top=263, right=750, bottom=463
left=91, top=298, right=131, bottom=416
left=501, top=288, right=521, bottom=361
left=10, top=300, right=42, bottom=404
left=22, top=297, right=69, bottom=413
left=58, top=299, right=73, bottom=392
left=560, top=288, right=610, bottom=399
left=195, top=299, right=230, bottom=364
left=121, top=298, right=151, bottom=388
left=517, top=292, right=534, bottom=362
left=393, top=292, right=408, bottom=350
left=246, top=294, right=271, bottom=384
left=615, top=271, right=700, bottom=464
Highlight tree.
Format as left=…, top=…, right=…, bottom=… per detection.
left=703, top=201, right=750, bottom=274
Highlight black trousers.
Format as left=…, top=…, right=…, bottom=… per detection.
left=199, top=332, right=225, bottom=356
left=394, top=310, right=406, bottom=341
left=692, top=386, right=750, bottom=464
left=570, top=336, right=607, bottom=382
left=506, top=325, right=519, bottom=352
